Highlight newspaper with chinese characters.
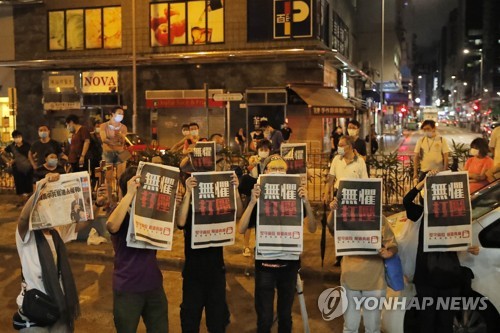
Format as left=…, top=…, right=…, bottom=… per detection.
left=30, top=171, right=93, bottom=230
left=256, top=174, right=303, bottom=260
left=191, top=141, right=216, bottom=172
left=191, top=171, right=237, bottom=249
left=424, top=171, right=472, bottom=252
left=280, top=143, right=307, bottom=175
left=334, top=178, right=383, bottom=256
left=127, top=162, right=179, bottom=250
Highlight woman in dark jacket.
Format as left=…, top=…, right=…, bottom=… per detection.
left=403, top=171, right=479, bottom=333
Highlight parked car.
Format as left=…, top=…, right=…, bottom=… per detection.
left=382, top=179, right=500, bottom=333
left=482, top=122, right=500, bottom=140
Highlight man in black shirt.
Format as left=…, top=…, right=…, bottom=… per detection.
left=176, top=157, right=243, bottom=333
left=347, top=120, right=367, bottom=159
left=29, top=124, right=66, bottom=169
left=238, top=154, right=316, bottom=333
left=280, top=121, right=292, bottom=142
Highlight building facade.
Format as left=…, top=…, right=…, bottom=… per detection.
left=1, top=0, right=379, bottom=153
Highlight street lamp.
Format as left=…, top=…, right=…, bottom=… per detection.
left=463, top=48, right=483, bottom=96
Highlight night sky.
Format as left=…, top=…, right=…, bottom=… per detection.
left=404, top=0, right=459, bottom=47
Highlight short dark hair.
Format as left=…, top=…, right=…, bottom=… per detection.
left=181, top=124, right=189, bottom=130
left=421, top=120, right=436, bottom=129
left=12, top=130, right=22, bottom=137
left=470, top=137, right=489, bottom=157
left=209, top=133, right=223, bottom=141
left=91, top=118, right=101, bottom=127
left=188, top=122, right=199, bottom=129
left=257, top=139, right=272, bottom=150
left=44, top=152, right=57, bottom=159
left=349, top=120, right=361, bottom=129
left=38, top=124, right=50, bottom=130
left=339, top=135, right=355, bottom=148
left=111, top=106, right=123, bottom=114
left=259, top=120, right=269, bottom=129
left=65, top=114, right=80, bottom=125
left=119, top=166, right=138, bottom=197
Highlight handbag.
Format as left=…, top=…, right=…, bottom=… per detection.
left=384, top=254, right=405, bottom=291
left=21, top=288, right=60, bottom=326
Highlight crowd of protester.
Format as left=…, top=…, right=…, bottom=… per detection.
left=3, top=112, right=500, bottom=333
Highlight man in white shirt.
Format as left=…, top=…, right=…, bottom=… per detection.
left=328, top=136, right=369, bottom=195
left=489, top=126, right=500, bottom=165
left=413, top=120, right=450, bottom=184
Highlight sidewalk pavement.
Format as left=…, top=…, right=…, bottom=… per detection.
left=0, top=193, right=341, bottom=280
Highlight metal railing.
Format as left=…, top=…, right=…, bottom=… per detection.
left=306, top=152, right=466, bottom=208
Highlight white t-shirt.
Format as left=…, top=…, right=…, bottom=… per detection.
left=15, top=224, right=77, bottom=308
left=329, top=155, right=369, bottom=189
left=414, top=135, right=451, bottom=172
left=489, top=127, right=500, bottom=165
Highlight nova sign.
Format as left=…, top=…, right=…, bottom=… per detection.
left=82, top=71, right=119, bottom=93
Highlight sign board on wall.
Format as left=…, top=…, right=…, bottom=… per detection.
left=42, top=71, right=80, bottom=93
left=273, top=0, right=313, bottom=39
left=82, top=71, right=119, bottom=93
left=248, top=0, right=313, bottom=41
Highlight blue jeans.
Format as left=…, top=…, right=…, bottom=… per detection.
left=254, top=263, right=299, bottom=333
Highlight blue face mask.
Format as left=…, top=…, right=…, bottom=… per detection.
left=39, top=131, right=48, bottom=139
left=47, top=158, right=58, bottom=167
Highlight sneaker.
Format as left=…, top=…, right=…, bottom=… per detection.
left=87, top=228, right=108, bottom=245
left=242, top=247, right=251, bottom=257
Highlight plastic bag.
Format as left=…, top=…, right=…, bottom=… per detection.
left=394, top=216, right=420, bottom=282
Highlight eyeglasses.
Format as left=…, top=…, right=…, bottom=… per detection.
left=267, top=167, right=287, bottom=173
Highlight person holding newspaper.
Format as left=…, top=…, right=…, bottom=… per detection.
left=327, top=197, right=398, bottom=333
left=238, top=154, right=317, bottom=333
left=106, top=166, right=176, bottom=333
left=176, top=156, right=243, bottom=333
left=325, top=135, right=369, bottom=267
left=403, top=171, right=480, bottom=333
left=14, top=172, right=107, bottom=331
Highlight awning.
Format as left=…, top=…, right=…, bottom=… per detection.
left=289, top=85, right=354, bottom=117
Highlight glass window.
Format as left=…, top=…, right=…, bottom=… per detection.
left=471, top=181, right=500, bottom=220
left=151, top=1, right=224, bottom=47
left=479, top=219, right=500, bottom=248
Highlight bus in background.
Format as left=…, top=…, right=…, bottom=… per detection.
left=419, top=106, right=439, bottom=127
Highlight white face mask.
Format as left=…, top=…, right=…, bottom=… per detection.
left=14, top=137, right=22, bottom=144
left=190, top=130, right=199, bottom=137
left=347, top=129, right=359, bottom=137
left=258, top=150, right=269, bottom=159
left=337, top=146, right=345, bottom=156
left=114, top=114, right=124, bottom=123
left=469, top=148, right=479, bottom=156
left=424, top=131, right=434, bottom=138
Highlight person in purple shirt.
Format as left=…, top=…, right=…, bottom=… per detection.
left=106, top=166, right=170, bottom=333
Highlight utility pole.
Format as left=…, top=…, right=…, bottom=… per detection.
left=380, top=0, right=385, bottom=152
